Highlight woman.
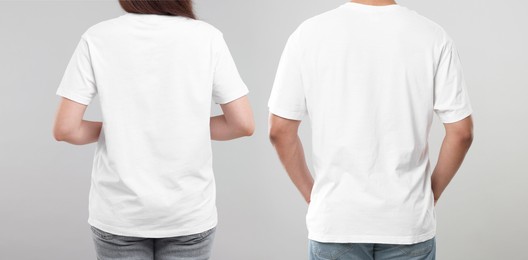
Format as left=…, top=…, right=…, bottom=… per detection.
left=52, top=1, right=254, bottom=259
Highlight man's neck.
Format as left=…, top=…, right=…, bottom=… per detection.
left=350, top=0, right=397, bottom=6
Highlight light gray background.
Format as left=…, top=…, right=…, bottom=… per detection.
left=1, top=0, right=527, bottom=259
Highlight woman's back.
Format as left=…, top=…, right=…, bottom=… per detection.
left=56, top=13, right=248, bottom=237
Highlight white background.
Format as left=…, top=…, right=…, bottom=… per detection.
left=1, top=0, right=527, bottom=259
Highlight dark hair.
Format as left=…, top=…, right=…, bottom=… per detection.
left=119, top=0, right=196, bottom=19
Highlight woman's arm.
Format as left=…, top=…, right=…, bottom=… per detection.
left=210, top=96, right=254, bottom=141
left=53, top=97, right=102, bottom=145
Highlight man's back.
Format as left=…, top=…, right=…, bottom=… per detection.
left=268, top=2, right=472, bottom=244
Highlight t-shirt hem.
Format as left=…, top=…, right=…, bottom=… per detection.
left=438, top=107, right=473, bottom=124
left=56, top=88, right=92, bottom=105
left=308, top=229, right=436, bottom=244
left=213, top=88, right=249, bottom=104
left=268, top=105, right=306, bottom=121
left=87, top=217, right=218, bottom=238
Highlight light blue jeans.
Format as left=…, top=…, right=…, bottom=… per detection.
left=309, top=237, right=436, bottom=260
left=90, top=225, right=216, bottom=260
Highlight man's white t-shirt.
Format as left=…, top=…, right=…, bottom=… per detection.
left=56, top=13, right=248, bottom=237
left=269, top=2, right=472, bottom=244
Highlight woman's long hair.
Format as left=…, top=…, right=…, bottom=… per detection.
left=119, top=0, right=196, bottom=19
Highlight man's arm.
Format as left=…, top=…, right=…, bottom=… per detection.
left=211, top=96, right=254, bottom=141
left=431, top=115, right=474, bottom=205
left=53, top=97, right=102, bottom=145
left=268, top=113, right=313, bottom=203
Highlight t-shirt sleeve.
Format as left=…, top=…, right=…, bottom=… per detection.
left=211, top=32, right=249, bottom=104
left=268, top=29, right=307, bottom=121
left=55, top=34, right=97, bottom=105
left=433, top=36, right=473, bottom=123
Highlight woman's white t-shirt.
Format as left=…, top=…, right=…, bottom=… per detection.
left=56, top=13, right=248, bottom=237
left=269, top=3, right=472, bottom=244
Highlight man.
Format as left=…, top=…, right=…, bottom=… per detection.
left=268, top=0, right=474, bottom=259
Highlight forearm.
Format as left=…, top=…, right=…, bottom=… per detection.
left=210, top=115, right=250, bottom=141
left=271, top=135, right=314, bottom=203
left=59, top=120, right=102, bottom=145
left=431, top=135, right=473, bottom=203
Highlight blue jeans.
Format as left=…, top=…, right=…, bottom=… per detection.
left=309, top=237, right=436, bottom=260
left=90, top=225, right=216, bottom=260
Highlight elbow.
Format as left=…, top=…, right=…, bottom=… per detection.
left=461, top=131, right=474, bottom=146
left=269, top=130, right=278, bottom=145
left=235, top=120, right=255, bottom=137
left=246, top=123, right=255, bottom=136
left=268, top=126, right=284, bottom=145
left=445, top=116, right=474, bottom=147
left=449, top=129, right=474, bottom=147
left=458, top=126, right=474, bottom=145
left=240, top=122, right=255, bottom=137
left=245, top=119, right=256, bottom=136
left=53, top=131, right=68, bottom=142
left=53, top=132, right=66, bottom=142
left=53, top=126, right=73, bottom=142
left=268, top=114, right=301, bottom=145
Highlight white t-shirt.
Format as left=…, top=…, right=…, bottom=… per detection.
left=269, top=2, right=472, bottom=244
left=56, top=13, right=248, bottom=238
